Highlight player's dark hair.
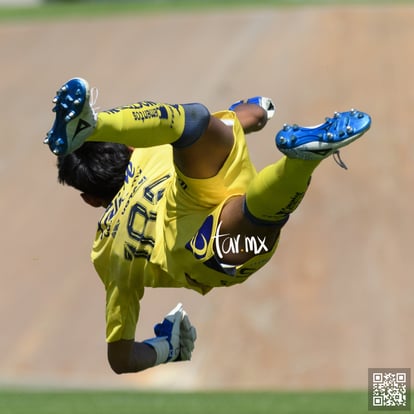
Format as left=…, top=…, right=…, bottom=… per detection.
left=57, top=142, right=131, bottom=201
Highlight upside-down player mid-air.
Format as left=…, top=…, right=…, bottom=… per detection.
left=44, top=77, right=371, bottom=374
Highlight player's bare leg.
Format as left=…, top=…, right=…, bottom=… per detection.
left=172, top=101, right=270, bottom=178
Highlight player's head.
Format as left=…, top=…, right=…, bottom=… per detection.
left=57, top=141, right=132, bottom=208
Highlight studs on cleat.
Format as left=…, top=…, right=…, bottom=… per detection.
left=65, top=110, right=76, bottom=122
left=45, top=77, right=94, bottom=156
left=278, top=134, right=297, bottom=147
left=275, top=109, right=371, bottom=163
left=349, top=108, right=365, bottom=119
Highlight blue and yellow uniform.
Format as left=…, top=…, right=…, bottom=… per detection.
left=91, top=110, right=279, bottom=343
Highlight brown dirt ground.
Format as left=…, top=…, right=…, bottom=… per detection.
left=1, top=4, right=413, bottom=390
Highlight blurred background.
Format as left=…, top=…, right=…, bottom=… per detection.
left=0, top=0, right=413, bottom=391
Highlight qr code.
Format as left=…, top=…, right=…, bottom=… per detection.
left=369, top=368, right=411, bottom=411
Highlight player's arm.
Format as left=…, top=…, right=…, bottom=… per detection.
left=107, top=340, right=156, bottom=373
left=107, top=303, right=197, bottom=374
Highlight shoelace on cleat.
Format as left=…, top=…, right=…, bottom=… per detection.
left=90, top=86, right=100, bottom=113
left=333, top=150, right=348, bottom=170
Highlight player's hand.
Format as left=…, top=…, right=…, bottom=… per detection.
left=177, top=311, right=197, bottom=361
left=144, top=303, right=196, bottom=365
left=153, top=302, right=183, bottom=362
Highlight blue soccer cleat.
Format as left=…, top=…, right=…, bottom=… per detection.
left=44, top=77, right=97, bottom=156
left=229, top=96, right=275, bottom=119
left=275, top=109, right=371, bottom=164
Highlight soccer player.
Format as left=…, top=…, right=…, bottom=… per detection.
left=44, top=78, right=371, bottom=374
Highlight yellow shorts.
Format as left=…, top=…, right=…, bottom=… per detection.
left=159, top=110, right=279, bottom=293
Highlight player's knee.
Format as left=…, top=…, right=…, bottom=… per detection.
left=172, top=103, right=210, bottom=148
left=242, top=105, right=268, bottom=133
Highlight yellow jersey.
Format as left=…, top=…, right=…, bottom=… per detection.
left=91, top=111, right=278, bottom=342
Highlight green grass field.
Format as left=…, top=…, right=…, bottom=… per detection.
left=0, top=390, right=371, bottom=414
left=1, top=389, right=412, bottom=414
left=0, top=0, right=411, bottom=21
